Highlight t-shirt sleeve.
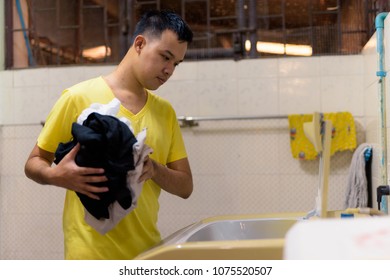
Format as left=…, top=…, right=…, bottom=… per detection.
left=37, top=89, right=79, bottom=153
left=166, top=110, right=188, bottom=163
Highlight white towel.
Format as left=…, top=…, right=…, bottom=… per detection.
left=344, top=143, right=372, bottom=208
left=78, top=98, right=153, bottom=234
left=77, top=98, right=134, bottom=134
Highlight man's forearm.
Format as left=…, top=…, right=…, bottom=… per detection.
left=151, top=159, right=193, bottom=199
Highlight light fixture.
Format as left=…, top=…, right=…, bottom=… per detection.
left=245, top=40, right=313, bottom=56
left=82, top=45, right=111, bottom=60
left=245, top=40, right=251, bottom=52
left=257, top=41, right=312, bottom=56
left=256, top=41, right=285, bottom=55
left=284, top=43, right=313, bottom=56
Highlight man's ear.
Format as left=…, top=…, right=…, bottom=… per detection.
left=133, top=35, right=146, bottom=53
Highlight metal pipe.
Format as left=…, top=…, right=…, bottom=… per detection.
left=248, top=0, right=257, bottom=58
left=103, top=0, right=109, bottom=62
left=118, top=0, right=128, bottom=59
left=5, top=0, right=13, bottom=69
left=375, top=12, right=389, bottom=213
left=15, top=0, right=35, bottom=66
left=185, top=48, right=235, bottom=59
left=236, top=0, right=245, bottom=57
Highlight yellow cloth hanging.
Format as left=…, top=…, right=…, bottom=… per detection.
left=288, top=112, right=356, bottom=160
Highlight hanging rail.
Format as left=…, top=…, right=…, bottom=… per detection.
left=0, top=122, right=45, bottom=127
left=178, top=114, right=363, bottom=127
left=178, top=114, right=289, bottom=127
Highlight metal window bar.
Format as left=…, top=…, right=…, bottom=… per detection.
left=311, top=0, right=341, bottom=54
left=182, top=0, right=211, bottom=49
left=22, top=0, right=122, bottom=66
left=254, top=0, right=286, bottom=58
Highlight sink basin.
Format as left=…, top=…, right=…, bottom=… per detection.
left=165, top=218, right=298, bottom=244
left=135, top=214, right=304, bottom=260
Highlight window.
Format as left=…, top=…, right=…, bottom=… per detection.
left=5, top=0, right=389, bottom=69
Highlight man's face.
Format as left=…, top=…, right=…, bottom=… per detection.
left=137, top=30, right=188, bottom=90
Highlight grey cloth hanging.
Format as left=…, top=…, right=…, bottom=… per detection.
left=344, top=143, right=372, bottom=208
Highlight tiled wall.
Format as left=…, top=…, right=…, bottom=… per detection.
left=0, top=48, right=380, bottom=258
left=156, top=55, right=367, bottom=236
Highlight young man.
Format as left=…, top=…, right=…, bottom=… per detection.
left=24, top=10, right=194, bottom=259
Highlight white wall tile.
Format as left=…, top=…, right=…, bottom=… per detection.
left=0, top=71, right=14, bottom=88
left=235, top=126, right=280, bottom=174
left=0, top=87, right=15, bottom=124
left=365, top=117, right=379, bottom=142
left=13, top=68, right=49, bottom=87
left=363, top=46, right=378, bottom=87
left=364, top=82, right=379, bottom=117
left=320, top=55, right=364, bottom=76
left=197, top=79, right=238, bottom=116
left=83, top=65, right=115, bottom=80
left=48, top=66, right=86, bottom=87
left=1, top=139, right=31, bottom=176
left=156, top=80, right=199, bottom=116
left=232, top=175, right=281, bottom=214
left=170, top=61, right=198, bottom=81
left=237, top=77, right=279, bottom=115
left=0, top=176, right=64, bottom=215
left=279, top=77, right=321, bottom=114
left=197, top=60, right=237, bottom=80
left=278, top=57, right=320, bottom=77
left=320, top=75, right=364, bottom=115
left=237, top=58, right=279, bottom=79
left=1, top=212, right=63, bottom=259
left=277, top=174, right=319, bottom=212
left=12, top=86, right=50, bottom=124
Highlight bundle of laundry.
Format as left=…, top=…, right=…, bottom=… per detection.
left=54, top=98, right=152, bottom=234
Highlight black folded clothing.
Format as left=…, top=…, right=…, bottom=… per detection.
left=54, top=112, right=137, bottom=220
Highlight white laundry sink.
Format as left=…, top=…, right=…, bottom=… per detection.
left=135, top=213, right=304, bottom=260
left=163, top=217, right=299, bottom=244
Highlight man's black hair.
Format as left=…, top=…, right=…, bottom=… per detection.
left=132, top=10, right=193, bottom=44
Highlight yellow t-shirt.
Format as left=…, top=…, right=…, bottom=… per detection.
left=37, top=76, right=188, bottom=259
